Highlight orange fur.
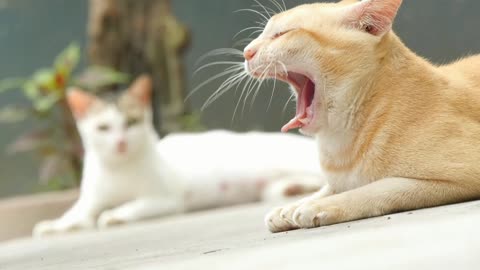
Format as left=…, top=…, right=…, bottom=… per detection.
left=243, top=0, right=480, bottom=232
left=67, top=88, right=96, bottom=119
left=129, top=75, right=153, bottom=105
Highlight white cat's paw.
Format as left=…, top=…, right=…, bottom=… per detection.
left=32, top=219, right=94, bottom=238
left=265, top=203, right=301, bottom=233
left=33, top=220, right=58, bottom=238
left=97, top=211, right=126, bottom=229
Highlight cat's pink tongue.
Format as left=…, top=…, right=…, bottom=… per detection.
left=281, top=79, right=312, bottom=133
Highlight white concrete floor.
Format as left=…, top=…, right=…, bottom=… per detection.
left=0, top=201, right=479, bottom=270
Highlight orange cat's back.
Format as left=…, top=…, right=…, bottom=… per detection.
left=440, top=54, right=480, bottom=89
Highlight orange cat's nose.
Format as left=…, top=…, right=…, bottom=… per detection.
left=244, top=49, right=257, bottom=61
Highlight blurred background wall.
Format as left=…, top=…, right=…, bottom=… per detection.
left=1, top=0, right=480, bottom=198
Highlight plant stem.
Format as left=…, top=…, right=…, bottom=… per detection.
left=59, top=97, right=83, bottom=185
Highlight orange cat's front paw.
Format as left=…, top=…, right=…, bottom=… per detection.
left=292, top=202, right=343, bottom=228
left=264, top=206, right=299, bottom=233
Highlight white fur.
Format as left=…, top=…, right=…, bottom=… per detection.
left=33, top=104, right=322, bottom=237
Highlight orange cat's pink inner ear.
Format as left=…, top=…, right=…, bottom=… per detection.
left=67, top=88, right=96, bottom=119
left=345, top=0, right=403, bottom=36
left=130, top=75, right=153, bottom=105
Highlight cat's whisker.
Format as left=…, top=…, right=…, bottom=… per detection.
left=195, top=48, right=243, bottom=68
left=212, top=69, right=247, bottom=96
left=278, top=61, right=289, bottom=77
left=268, top=0, right=284, bottom=13
left=233, top=26, right=265, bottom=40
left=186, top=66, right=245, bottom=101
left=255, top=20, right=268, bottom=28
left=252, top=4, right=276, bottom=17
left=280, top=0, right=287, bottom=11
left=246, top=63, right=271, bottom=111
left=239, top=68, right=261, bottom=115
left=224, top=73, right=251, bottom=100
left=248, top=29, right=265, bottom=38
left=202, top=71, right=250, bottom=109
left=235, top=8, right=269, bottom=23
left=233, top=38, right=254, bottom=49
left=279, top=0, right=287, bottom=12
left=202, top=64, right=263, bottom=114
left=267, top=65, right=278, bottom=111
left=232, top=74, right=256, bottom=122
left=251, top=63, right=273, bottom=110
left=282, top=92, right=295, bottom=115
left=252, top=0, right=273, bottom=20
left=194, top=61, right=244, bottom=76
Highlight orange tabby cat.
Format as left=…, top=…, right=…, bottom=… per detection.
left=243, top=0, right=480, bottom=232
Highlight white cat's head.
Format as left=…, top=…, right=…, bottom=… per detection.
left=67, top=75, right=156, bottom=164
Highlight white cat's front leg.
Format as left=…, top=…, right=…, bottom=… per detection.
left=97, top=197, right=182, bottom=228
left=33, top=198, right=99, bottom=237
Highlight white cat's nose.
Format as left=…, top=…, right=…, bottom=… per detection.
left=117, top=140, right=128, bottom=154
left=244, top=48, right=257, bottom=61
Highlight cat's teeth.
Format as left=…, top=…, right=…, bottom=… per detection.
left=299, top=118, right=309, bottom=124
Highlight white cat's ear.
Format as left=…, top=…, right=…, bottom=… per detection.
left=344, top=0, right=403, bottom=36
left=129, top=75, right=152, bottom=105
left=67, top=88, right=97, bottom=119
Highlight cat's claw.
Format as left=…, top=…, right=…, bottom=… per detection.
left=265, top=205, right=299, bottom=233
left=292, top=201, right=343, bottom=228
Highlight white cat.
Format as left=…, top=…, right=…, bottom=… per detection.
left=33, top=76, right=323, bottom=237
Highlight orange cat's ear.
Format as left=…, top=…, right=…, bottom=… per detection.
left=345, top=0, right=403, bottom=36
left=129, top=75, right=152, bottom=105
left=67, top=88, right=97, bottom=119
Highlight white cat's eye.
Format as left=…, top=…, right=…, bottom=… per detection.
left=126, top=118, right=140, bottom=128
left=97, top=124, right=110, bottom=132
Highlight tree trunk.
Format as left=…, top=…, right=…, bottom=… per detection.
left=87, top=0, right=190, bottom=134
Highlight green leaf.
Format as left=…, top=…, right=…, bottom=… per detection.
left=54, top=42, right=81, bottom=76
left=0, top=106, right=29, bottom=123
left=34, top=94, right=61, bottom=112
left=32, top=68, right=56, bottom=91
left=0, top=78, right=27, bottom=93
left=23, top=81, right=39, bottom=99
left=74, top=66, right=130, bottom=91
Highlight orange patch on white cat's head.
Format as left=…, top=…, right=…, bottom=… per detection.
left=67, top=88, right=97, bottom=119
left=128, top=75, right=153, bottom=105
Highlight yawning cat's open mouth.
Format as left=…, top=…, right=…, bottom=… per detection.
left=279, top=72, right=316, bottom=133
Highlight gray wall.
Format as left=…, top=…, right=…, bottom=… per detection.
left=1, top=0, right=480, bottom=198
left=0, top=0, right=87, bottom=197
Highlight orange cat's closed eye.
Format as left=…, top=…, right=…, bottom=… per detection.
left=272, top=29, right=294, bottom=39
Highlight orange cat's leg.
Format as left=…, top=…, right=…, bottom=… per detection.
left=266, top=178, right=480, bottom=233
